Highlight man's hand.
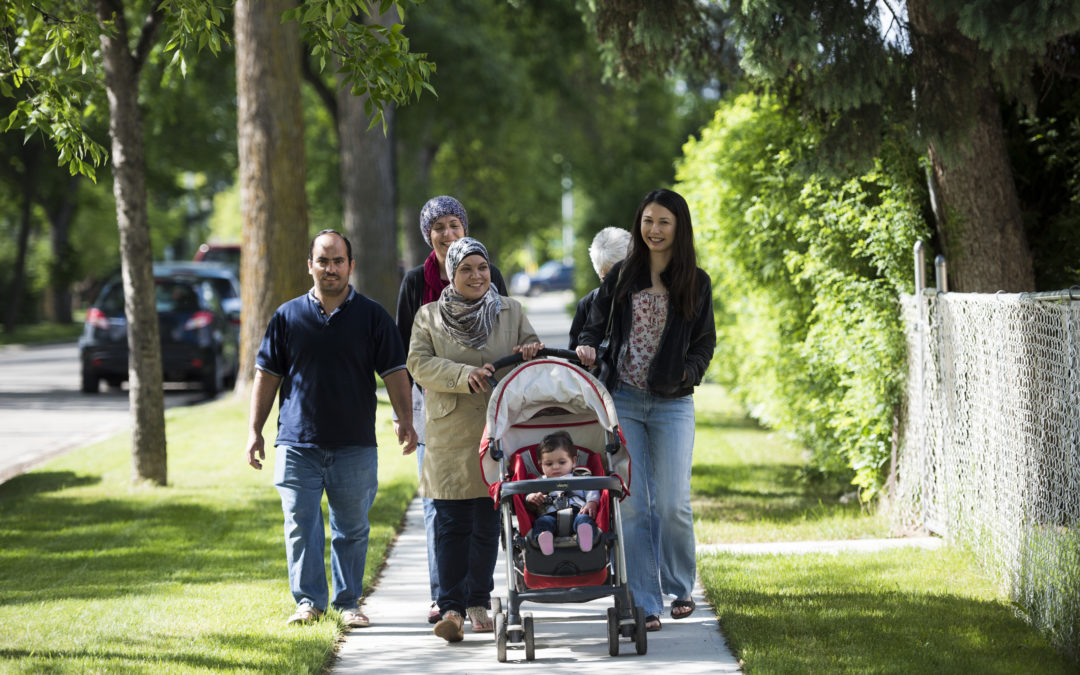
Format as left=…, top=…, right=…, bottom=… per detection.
left=396, top=421, right=419, bottom=455
left=247, top=432, right=266, bottom=470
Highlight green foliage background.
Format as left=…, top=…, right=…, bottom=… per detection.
left=678, top=93, right=931, bottom=496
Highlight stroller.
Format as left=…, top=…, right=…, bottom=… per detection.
left=480, top=349, right=648, bottom=662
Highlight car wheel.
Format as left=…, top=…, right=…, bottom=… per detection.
left=81, top=368, right=100, bottom=394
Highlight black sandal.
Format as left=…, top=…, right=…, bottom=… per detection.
left=671, top=598, right=696, bottom=619
left=645, top=614, right=662, bottom=631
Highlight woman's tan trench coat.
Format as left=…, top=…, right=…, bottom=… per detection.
left=407, top=298, right=539, bottom=500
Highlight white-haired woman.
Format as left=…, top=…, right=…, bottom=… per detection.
left=568, top=226, right=632, bottom=349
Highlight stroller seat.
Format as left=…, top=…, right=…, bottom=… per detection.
left=503, top=443, right=615, bottom=585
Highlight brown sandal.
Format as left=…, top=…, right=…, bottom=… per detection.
left=433, top=610, right=465, bottom=642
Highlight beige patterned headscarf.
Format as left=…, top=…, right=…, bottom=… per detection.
left=439, top=237, right=501, bottom=349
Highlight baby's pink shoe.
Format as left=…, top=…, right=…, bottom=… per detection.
left=537, top=531, right=555, bottom=555
left=577, top=524, right=593, bottom=553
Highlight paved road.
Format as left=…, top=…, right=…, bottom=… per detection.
left=516, top=289, right=574, bottom=350
left=0, top=341, right=208, bottom=484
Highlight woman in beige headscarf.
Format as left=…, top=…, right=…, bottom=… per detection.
left=407, top=237, right=543, bottom=643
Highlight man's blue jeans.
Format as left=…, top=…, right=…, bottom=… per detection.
left=274, top=445, right=378, bottom=611
left=433, top=497, right=500, bottom=616
left=612, top=382, right=696, bottom=617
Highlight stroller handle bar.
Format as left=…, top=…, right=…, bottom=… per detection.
left=485, top=348, right=581, bottom=388
left=498, top=475, right=625, bottom=500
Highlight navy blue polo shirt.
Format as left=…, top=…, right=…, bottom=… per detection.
left=256, top=287, right=406, bottom=448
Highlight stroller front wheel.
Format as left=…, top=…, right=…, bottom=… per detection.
left=495, top=611, right=507, bottom=662
left=523, top=613, right=535, bottom=661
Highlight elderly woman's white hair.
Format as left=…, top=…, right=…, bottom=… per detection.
left=588, top=227, right=632, bottom=279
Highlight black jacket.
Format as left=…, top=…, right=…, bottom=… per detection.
left=568, top=287, right=599, bottom=351
left=578, top=259, right=715, bottom=398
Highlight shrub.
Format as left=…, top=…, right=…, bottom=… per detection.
left=677, top=93, right=930, bottom=497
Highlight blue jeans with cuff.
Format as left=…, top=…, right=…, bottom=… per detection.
left=612, top=382, right=697, bottom=617
left=274, top=445, right=378, bottom=611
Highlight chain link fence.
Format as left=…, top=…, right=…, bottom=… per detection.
left=896, top=291, right=1080, bottom=660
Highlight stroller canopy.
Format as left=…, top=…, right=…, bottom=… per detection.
left=481, top=356, right=629, bottom=492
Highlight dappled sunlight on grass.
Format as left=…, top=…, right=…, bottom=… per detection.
left=0, top=392, right=417, bottom=673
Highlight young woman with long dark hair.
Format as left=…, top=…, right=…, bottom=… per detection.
left=575, top=188, right=716, bottom=632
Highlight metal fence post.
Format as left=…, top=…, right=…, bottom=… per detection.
left=914, top=242, right=926, bottom=294
left=935, top=255, right=948, bottom=293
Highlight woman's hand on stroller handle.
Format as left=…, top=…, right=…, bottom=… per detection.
left=485, top=347, right=582, bottom=388
left=575, top=345, right=596, bottom=366
left=468, top=364, right=495, bottom=392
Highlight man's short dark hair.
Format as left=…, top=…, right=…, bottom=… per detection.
left=309, top=229, right=353, bottom=261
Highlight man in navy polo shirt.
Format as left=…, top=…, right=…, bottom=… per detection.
left=247, top=229, right=417, bottom=628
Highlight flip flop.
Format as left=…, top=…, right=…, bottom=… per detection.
left=341, top=608, right=370, bottom=628
left=671, top=598, right=696, bottom=619
left=645, top=614, right=662, bottom=632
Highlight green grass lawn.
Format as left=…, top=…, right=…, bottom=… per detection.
left=692, top=386, right=892, bottom=543
left=0, top=320, right=84, bottom=346
left=691, top=385, right=1077, bottom=673
left=0, top=391, right=416, bottom=674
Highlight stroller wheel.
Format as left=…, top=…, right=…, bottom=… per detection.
left=606, top=607, right=620, bottom=657
left=495, top=611, right=507, bottom=662
left=492, top=596, right=502, bottom=616
left=633, top=606, right=648, bottom=655
left=523, top=613, right=535, bottom=661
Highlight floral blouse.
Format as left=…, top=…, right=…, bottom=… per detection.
left=618, top=290, right=669, bottom=389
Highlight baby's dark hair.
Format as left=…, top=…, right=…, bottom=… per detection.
left=537, top=430, right=576, bottom=460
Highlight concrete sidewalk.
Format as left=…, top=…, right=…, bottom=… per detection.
left=333, top=498, right=742, bottom=673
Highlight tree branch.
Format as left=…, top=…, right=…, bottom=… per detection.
left=132, top=0, right=166, bottom=73
left=301, top=47, right=338, bottom=127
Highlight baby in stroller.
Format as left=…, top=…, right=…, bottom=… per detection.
left=524, top=431, right=599, bottom=555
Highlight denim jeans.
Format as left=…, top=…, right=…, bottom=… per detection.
left=613, top=382, right=696, bottom=616
left=416, top=443, right=440, bottom=603
left=274, top=445, right=378, bottom=611
left=433, top=497, right=500, bottom=615
left=531, top=511, right=597, bottom=538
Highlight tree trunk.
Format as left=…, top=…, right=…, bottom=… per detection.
left=3, top=144, right=36, bottom=333
left=402, top=143, right=438, bottom=269
left=47, top=174, right=80, bottom=324
left=234, top=0, right=310, bottom=393
left=338, top=8, right=399, bottom=312
left=98, top=0, right=167, bottom=485
left=908, top=0, right=1036, bottom=293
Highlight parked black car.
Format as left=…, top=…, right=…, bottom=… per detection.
left=510, top=260, right=574, bottom=296
left=79, top=264, right=241, bottom=395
